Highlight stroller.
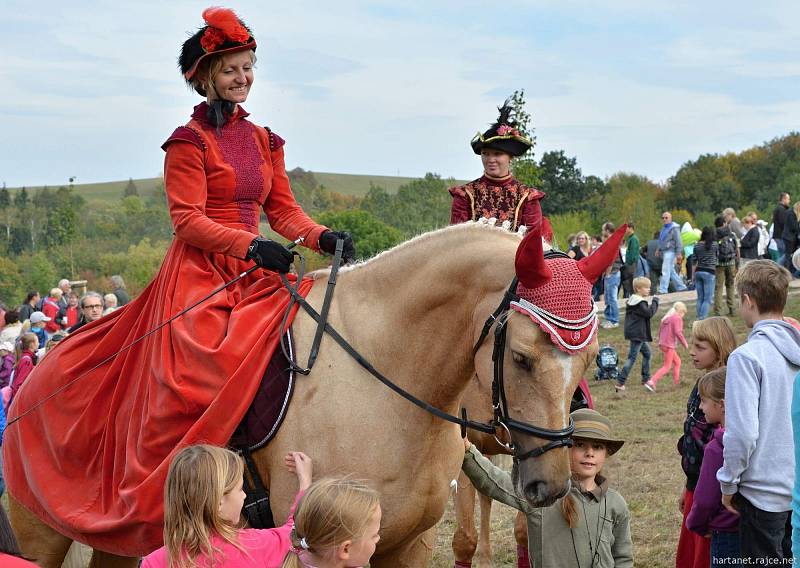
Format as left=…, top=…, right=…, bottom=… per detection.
left=594, top=344, right=620, bottom=382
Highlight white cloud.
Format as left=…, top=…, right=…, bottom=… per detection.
left=1, top=0, right=799, bottom=188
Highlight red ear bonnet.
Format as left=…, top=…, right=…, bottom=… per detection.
left=510, top=224, right=627, bottom=354
left=576, top=224, right=628, bottom=283
left=514, top=228, right=552, bottom=289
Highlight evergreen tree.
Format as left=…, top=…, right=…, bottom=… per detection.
left=13, top=187, right=29, bottom=209
left=124, top=178, right=139, bottom=198
left=508, top=89, right=541, bottom=186
left=0, top=187, right=10, bottom=241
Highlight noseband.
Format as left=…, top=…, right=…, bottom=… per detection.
left=472, top=250, right=580, bottom=461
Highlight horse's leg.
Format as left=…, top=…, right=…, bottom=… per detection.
left=8, top=494, right=73, bottom=568
left=514, top=511, right=531, bottom=568
left=62, top=542, right=92, bottom=568
left=371, top=527, right=436, bottom=568
left=88, top=550, right=140, bottom=568
left=475, top=489, right=494, bottom=567
left=452, top=471, right=478, bottom=567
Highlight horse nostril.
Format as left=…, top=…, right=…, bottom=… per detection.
left=524, top=481, right=546, bottom=503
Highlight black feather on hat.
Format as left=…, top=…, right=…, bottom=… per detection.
left=470, top=98, right=532, bottom=157
left=179, top=7, right=257, bottom=95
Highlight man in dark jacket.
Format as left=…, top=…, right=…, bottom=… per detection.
left=622, top=223, right=640, bottom=298
left=714, top=216, right=738, bottom=316
left=773, top=192, right=791, bottom=264
left=616, top=276, right=660, bottom=392
left=68, top=292, right=105, bottom=333
left=645, top=232, right=662, bottom=293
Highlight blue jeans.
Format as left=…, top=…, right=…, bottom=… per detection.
left=694, top=271, right=715, bottom=320
left=619, top=341, right=651, bottom=385
left=603, top=271, right=621, bottom=324
left=658, top=250, right=687, bottom=294
left=711, top=530, right=740, bottom=564
left=776, top=238, right=786, bottom=266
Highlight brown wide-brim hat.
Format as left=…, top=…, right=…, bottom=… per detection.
left=570, top=408, right=625, bottom=455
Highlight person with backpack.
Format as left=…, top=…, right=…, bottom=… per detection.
left=713, top=216, right=738, bottom=317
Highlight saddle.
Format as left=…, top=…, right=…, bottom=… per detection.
left=230, top=330, right=295, bottom=452
left=229, top=330, right=296, bottom=529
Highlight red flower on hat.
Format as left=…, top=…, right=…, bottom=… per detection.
left=200, top=27, right=226, bottom=52
left=497, top=124, right=521, bottom=137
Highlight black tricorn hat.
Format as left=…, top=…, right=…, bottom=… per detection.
left=470, top=98, right=532, bottom=158
left=179, top=7, right=257, bottom=93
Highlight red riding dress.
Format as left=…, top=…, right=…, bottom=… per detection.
left=3, top=102, right=326, bottom=556
left=449, top=175, right=553, bottom=241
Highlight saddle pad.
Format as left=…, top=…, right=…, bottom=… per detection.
left=230, top=330, right=295, bottom=451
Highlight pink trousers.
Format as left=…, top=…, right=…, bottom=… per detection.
left=651, top=346, right=681, bottom=386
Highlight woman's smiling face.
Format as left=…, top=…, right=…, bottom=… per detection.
left=211, top=50, right=254, bottom=103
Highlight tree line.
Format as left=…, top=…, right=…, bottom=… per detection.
left=2, top=126, right=799, bottom=305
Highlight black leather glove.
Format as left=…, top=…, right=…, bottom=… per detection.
left=319, top=230, right=356, bottom=263
left=246, top=237, right=293, bottom=273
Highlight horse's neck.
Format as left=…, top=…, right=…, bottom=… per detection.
left=332, top=225, right=518, bottom=408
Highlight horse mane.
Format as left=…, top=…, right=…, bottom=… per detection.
left=307, top=222, right=527, bottom=280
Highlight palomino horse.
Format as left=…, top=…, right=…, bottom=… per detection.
left=10, top=222, right=616, bottom=566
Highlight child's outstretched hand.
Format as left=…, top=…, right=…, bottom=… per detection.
left=463, top=436, right=472, bottom=451
left=285, top=452, right=313, bottom=491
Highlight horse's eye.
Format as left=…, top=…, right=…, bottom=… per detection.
left=512, top=351, right=532, bottom=371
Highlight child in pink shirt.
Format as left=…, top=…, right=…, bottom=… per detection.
left=142, top=445, right=312, bottom=568
left=647, top=301, right=689, bottom=390
left=9, top=333, right=39, bottom=407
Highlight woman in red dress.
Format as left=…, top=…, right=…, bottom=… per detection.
left=4, top=7, right=353, bottom=556
left=449, top=100, right=553, bottom=241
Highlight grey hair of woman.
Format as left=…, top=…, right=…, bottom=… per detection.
left=110, top=275, right=126, bottom=290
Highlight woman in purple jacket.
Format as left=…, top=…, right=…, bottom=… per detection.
left=686, top=367, right=739, bottom=562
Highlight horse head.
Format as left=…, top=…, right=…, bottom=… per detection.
left=476, top=224, right=626, bottom=507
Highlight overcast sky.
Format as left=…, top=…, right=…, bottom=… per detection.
left=2, top=1, right=799, bottom=188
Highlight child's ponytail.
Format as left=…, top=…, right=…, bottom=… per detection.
left=280, top=477, right=380, bottom=568
left=560, top=494, right=579, bottom=528
left=280, top=528, right=306, bottom=568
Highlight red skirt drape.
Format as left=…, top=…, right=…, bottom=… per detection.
left=4, top=236, right=313, bottom=556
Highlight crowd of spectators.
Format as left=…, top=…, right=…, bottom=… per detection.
left=566, top=193, right=800, bottom=325
left=0, top=274, right=132, bottom=495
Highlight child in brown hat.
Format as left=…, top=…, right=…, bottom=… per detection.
left=463, top=408, right=633, bottom=567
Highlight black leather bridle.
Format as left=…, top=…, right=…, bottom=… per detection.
left=474, top=274, right=575, bottom=461
left=281, top=242, right=578, bottom=462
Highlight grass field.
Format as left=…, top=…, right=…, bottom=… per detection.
left=430, top=294, right=800, bottom=567
left=3, top=294, right=796, bottom=566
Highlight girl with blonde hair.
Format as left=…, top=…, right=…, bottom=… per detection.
left=142, top=445, right=312, bottom=568
left=646, top=301, right=689, bottom=391
left=281, top=477, right=381, bottom=568
left=675, top=317, right=737, bottom=568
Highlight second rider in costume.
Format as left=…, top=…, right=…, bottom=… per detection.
left=449, top=100, right=553, bottom=242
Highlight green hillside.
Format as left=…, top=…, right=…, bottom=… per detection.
left=7, top=178, right=165, bottom=204
left=6, top=171, right=467, bottom=203
left=314, top=172, right=448, bottom=196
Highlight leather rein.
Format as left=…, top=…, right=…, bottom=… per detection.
left=280, top=241, right=575, bottom=461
